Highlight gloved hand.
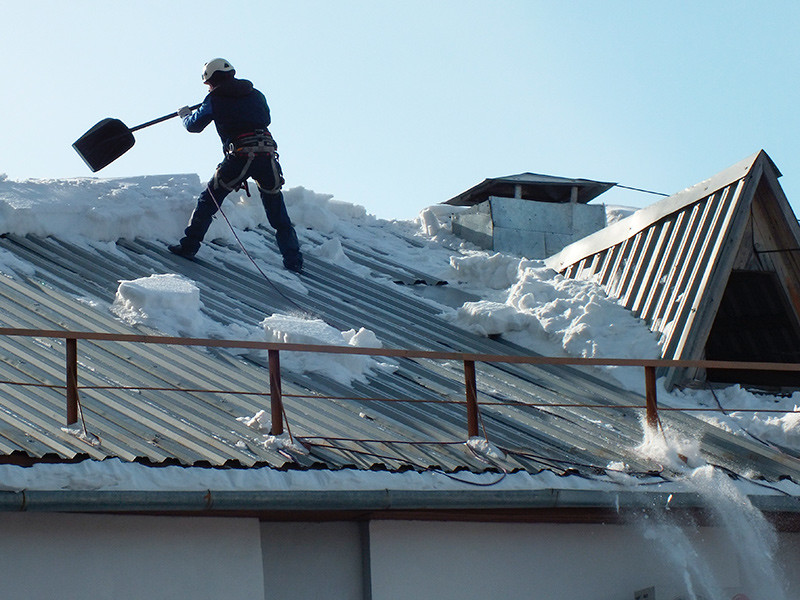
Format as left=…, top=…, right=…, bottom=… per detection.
left=177, top=106, right=193, bottom=118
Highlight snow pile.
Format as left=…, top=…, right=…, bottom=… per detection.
left=0, top=175, right=350, bottom=245
left=284, top=186, right=376, bottom=234
left=448, top=255, right=662, bottom=390
left=449, top=252, right=527, bottom=290
left=666, top=384, right=800, bottom=452
left=0, top=174, right=201, bottom=242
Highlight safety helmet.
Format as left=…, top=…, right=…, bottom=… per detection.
left=202, top=58, right=235, bottom=83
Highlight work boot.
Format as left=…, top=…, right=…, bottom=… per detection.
left=168, top=243, right=197, bottom=259
left=284, top=257, right=303, bottom=274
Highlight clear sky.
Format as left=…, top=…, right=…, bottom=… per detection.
left=2, top=1, right=798, bottom=220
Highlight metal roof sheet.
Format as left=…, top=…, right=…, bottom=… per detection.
left=1, top=207, right=799, bottom=482
left=546, top=150, right=800, bottom=390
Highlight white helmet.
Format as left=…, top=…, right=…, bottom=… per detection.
left=202, top=58, right=235, bottom=83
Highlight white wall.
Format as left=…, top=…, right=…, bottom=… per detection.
left=368, top=520, right=800, bottom=600
left=0, top=513, right=264, bottom=600
left=2, top=514, right=797, bottom=600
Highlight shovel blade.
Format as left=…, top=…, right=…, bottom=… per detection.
left=72, top=118, right=135, bottom=172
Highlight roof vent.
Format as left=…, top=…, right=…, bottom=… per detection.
left=445, top=173, right=615, bottom=259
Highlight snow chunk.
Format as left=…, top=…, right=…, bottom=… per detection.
left=466, top=436, right=506, bottom=462
left=453, top=300, right=531, bottom=336
left=260, top=432, right=309, bottom=455
left=450, top=252, right=531, bottom=290
left=237, top=409, right=271, bottom=432
left=111, top=274, right=210, bottom=338
left=61, top=424, right=101, bottom=447
left=306, top=237, right=372, bottom=276
left=260, top=314, right=389, bottom=384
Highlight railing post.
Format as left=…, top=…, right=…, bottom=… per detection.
left=644, top=366, right=658, bottom=428
left=464, top=360, right=479, bottom=438
left=65, top=337, right=79, bottom=425
left=269, top=349, right=284, bottom=436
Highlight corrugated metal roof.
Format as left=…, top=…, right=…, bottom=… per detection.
left=1, top=205, right=799, bottom=482
left=546, top=150, right=800, bottom=390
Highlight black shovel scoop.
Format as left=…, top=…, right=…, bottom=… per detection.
left=73, top=103, right=202, bottom=172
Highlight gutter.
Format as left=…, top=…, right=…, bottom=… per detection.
left=0, top=488, right=798, bottom=516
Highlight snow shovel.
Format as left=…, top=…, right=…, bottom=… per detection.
left=72, top=103, right=202, bottom=172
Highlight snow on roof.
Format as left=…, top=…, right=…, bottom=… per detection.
left=0, top=168, right=799, bottom=502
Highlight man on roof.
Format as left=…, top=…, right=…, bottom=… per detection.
left=169, top=58, right=303, bottom=273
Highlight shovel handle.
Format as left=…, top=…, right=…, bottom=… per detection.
left=129, top=102, right=203, bottom=133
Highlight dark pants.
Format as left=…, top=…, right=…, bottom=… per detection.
left=180, top=153, right=303, bottom=268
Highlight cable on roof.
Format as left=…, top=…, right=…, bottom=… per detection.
left=205, top=183, right=317, bottom=318
left=69, top=393, right=101, bottom=447
left=298, top=436, right=509, bottom=487
left=499, top=446, right=671, bottom=481
left=706, top=462, right=796, bottom=498
left=614, top=184, right=669, bottom=197
left=705, top=383, right=791, bottom=454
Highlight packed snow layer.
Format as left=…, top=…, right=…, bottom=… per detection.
left=0, top=456, right=797, bottom=497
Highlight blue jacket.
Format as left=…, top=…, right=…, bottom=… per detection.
left=183, top=78, right=271, bottom=148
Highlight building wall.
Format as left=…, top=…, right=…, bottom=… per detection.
left=0, top=513, right=264, bottom=600
left=368, top=520, right=800, bottom=600
left=1, top=513, right=797, bottom=600
left=261, top=521, right=364, bottom=600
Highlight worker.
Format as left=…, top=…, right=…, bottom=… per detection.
left=169, top=58, right=303, bottom=273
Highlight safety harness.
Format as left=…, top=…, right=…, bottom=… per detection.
left=215, top=129, right=280, bottom=196
left=227, top=129, right=277, bottom=157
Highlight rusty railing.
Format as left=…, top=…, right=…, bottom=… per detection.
left=1, top=327, right=799, bottom=437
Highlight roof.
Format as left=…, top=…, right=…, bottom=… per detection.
left=1, top=221, right=800, bottom=488
left=444, top=173, right=617, bottom=206
left=546, top=150, right=800, bottom=389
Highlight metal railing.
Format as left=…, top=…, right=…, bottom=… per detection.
left=2, top=327, right=800, bottom=438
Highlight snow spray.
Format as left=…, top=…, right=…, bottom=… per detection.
left=633, top=425, right=789, bottom=600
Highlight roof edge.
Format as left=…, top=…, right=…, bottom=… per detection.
left=546, top=151, right=775, bottom=272
left=3, top=487, right=798, bottom=516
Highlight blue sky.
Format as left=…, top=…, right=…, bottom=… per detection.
left=2, top=1, right=798, bottom=220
